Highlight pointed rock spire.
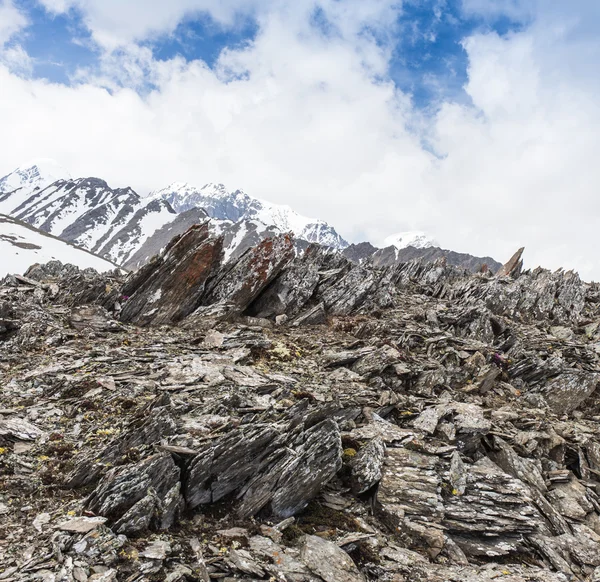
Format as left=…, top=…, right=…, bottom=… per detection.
left=496, top=247, right=524, bottom=278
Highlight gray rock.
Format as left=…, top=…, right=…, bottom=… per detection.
left=299, top=535, right=365, bottom=582
left=201, top=233, right=295, bottom=311
left=350, top=436, right=385, bottom=495
left=86, top=453, right=181, bottom=535
left=541, top=371, right=599, bottom=414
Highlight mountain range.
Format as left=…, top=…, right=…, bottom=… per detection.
left=0, top=160, right=498, bottom=275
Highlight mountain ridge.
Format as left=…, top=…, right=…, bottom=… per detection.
left=150, top=181, right=349, bottom=250
left=0, top=161, right=504, bottom=276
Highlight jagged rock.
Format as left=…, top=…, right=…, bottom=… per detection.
left=202, top=329, right=224, bottom=348
left=57, top=517, right=108, bottom=533
left=299, top=535, right=365, bottom=582
left=246, top=244, right=327, bottom=319
left=541, top=371, right=599, bottom=414
left=448, top=451, right=467, bottom=496
left=201, top=233, right=295, bottom=311
left=321, top=265, right=379, bottom=316
left=5, top=236, right=600, bottom=581
left=376, top=447, right=444, bottom=531
left=140, top=540, right=171, bottom=560
left=370, top=245, right=502, bottom=273
left=184, top=424, right=281, bottom=509
left=66, top=406, right=177, bottom=488
left=120, top=223, right=224, bottom=325
left=69, top=305, right=121, bottom=333
left=238, top=419, right=343, bottom=518
left=352, top=346, right=402, bottom=377
left=85, top=453, right=182, bottom=535
left=496, top=247, right=525, bottom=278
left=72, top=525, right=127, bottom=564
left=350, top=436, right=385, bottom=494
left=185, top=419, right=342, bottom=519
left=0, top=417, right=44, bottom=443
left=442, top=457, right=543, bottom=557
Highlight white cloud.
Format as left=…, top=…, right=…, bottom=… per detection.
left=37, top=0, right=402, bottom=49
left=2, top=0, right=600, bottom=280
left=460, top=0, right=534, bottom=22
left=0, top=0, right=28, bottom=46
left=0, top=44, right=33, bottom=75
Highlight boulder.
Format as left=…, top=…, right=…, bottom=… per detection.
left=299, top=535, right=365, bottom=582
left=120, top=223, right=224, bottom=326
left=185, top=419, right=342, bottom=519
left=201, top=233, right=295, bottom=312
left=85, top=453, right=182, bottom=535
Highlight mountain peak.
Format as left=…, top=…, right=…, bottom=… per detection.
left=2, top=159, right=71, bottom=191
left=150, top=182, right=348, bottom=249
left=383, top=230, right=437, bottom=250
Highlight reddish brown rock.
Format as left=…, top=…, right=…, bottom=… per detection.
left=200, top=233, right=295, bottom=313
left=496, top=247, right=524, bottom=278
left=120, top=223, right=224, bottom=326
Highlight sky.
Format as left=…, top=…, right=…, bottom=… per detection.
left=0, top=0, right=599, bottom=279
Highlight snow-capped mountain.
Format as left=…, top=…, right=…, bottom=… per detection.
left=151, top=182, right=349, bottom=250
left=0, top=167, right=177, bottom=265
left=0, top=159, right=71, bottom=215
left=0, top=214, right=117, bottom=278
left=2, top=161, right=464, bottom=276
left=383, top=231, right=437, bottom=250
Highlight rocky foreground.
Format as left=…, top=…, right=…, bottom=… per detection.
left=1, top=229, right=600, bottom=582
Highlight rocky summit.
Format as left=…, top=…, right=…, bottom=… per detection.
left=2, top=227, right=600, bottom=582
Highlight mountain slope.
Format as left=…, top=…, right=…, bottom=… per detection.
left=0, top=214, right=117, bottom=277
left=0, top=169, right=178, bottom=265
left=151, top=182, right=349, bottom=249
left=0, top=159, right=71, bottom=215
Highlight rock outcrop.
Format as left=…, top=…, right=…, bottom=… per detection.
left=2, top=239, right=600, bottom=582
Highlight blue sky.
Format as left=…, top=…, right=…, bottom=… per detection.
left=11, top=0, right=524, bottom=108
left=1, top=0, right=599, bottom=279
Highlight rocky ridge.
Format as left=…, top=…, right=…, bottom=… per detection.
left=343, top=243, right=502, bottom=273
left=1, top=229, right=600, bottom=581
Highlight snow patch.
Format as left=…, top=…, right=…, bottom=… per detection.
left=0, top=214, right=115, bottom=278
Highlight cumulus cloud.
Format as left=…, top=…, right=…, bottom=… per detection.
left=0, top=0, right=28, bottom=46
left=37, top=0, right=402, bottom=49
left=1, top=0, right=600, bottom=279
left=0, top=44, right=33, bottom=75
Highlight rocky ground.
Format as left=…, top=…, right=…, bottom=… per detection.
left=2, top=231, right=600, bottom=582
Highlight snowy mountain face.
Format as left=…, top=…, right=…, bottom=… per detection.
left=0, top=167, right=177, bottom=266
left=0, top=160, right=71, bottom=215
left=383, top=230, right=437, bottom=250
left=2, top=161, right=464, bottom=276
left=0, top=214, right=117, bottom=278
left=151, top=182, right=349, bottom=250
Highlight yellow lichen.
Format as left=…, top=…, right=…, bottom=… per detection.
left=96, top=428, right=120, bottom=436
left=343, top=448, right=357, bottom=460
